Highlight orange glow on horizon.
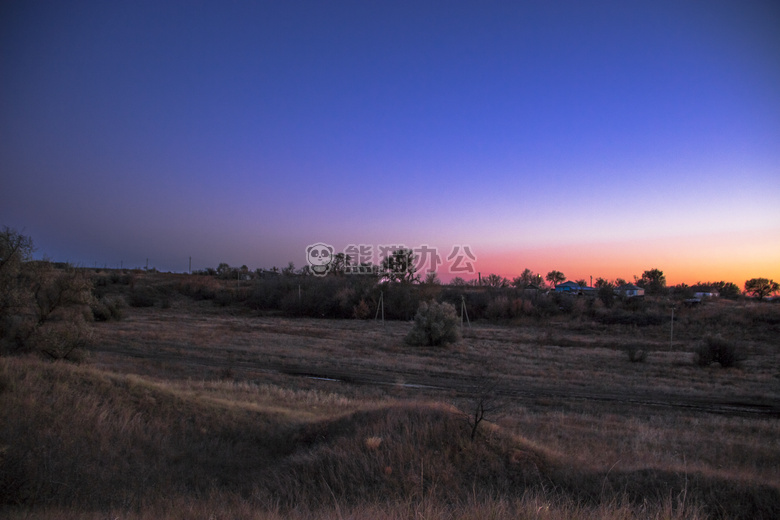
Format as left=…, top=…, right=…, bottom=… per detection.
left=437, top=228, right=780, bottom=287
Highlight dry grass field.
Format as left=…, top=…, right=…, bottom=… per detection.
left=1, top=272, right=779, bottom=519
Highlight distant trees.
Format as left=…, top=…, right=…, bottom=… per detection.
left=687, top=281, right=742, bottom=300
left=545, top=270, right=565, bottom=288
left=381, top=248, right=420, bottom=283
left=594, top=278, right=616, bottom=307
left=329, top=253, right=351, bottom=275
left=712, top=281, right=741, bottom=300
left=481, top=273, right=509, bottom=288
left=635, top=268, right=667, bottom=295
left=744, top=278, right=779, bottom=300
left=512, top=268, right=544, bottom=288
left=423, top=271, right=441, bottom=285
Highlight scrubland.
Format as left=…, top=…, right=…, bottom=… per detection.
left=1, top=271, right=779, bottom=519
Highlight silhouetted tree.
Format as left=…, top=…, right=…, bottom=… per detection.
left=423, top=271, right=441, bottom=285
left=512, top=268, right=544, bottom=288
left=381, top=248, right=420, bottom=283
left=545, top=270, right=565, bottom=288
left=712, top=281, right=741, bottom=299
left=744, top=278, right=779, bottom=300
left=329, top=253, right=350, bottom=276
left=595, top=278, right=615, bottom=307
left=635, top=268, right=667, bottom=295
left=482, top=273, right=508, bottom=288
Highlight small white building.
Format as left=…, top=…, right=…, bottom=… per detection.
left=614, top=283, right=645, bottom=298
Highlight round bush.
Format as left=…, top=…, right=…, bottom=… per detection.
left=694, top=336, right=743, bottom=368
left=405, top=300, right=461, bottom=346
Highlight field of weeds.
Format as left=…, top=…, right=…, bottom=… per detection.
left=1, top=272, right=779, bottom=519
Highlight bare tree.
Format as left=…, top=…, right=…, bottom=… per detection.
left=1, top=227, right=92, bottom=359
left=461, top=367, right=503, bottom=441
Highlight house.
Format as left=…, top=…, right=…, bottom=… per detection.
left=693, top=291, right=718, bottom=299
left=555, top=281, right=581, bottom=294
left=614, top=283, right=645, bottom=298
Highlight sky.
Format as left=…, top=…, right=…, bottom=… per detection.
left=1, top=0, right=779, bottom=286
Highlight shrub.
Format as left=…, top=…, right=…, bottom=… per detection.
left=128, top=288, right=156, bottom=307
left=625, top=344, right=647, bottom=363
left=26, top=315, right=92, bottom=361
left=90, top=295, right=124, bottom=321
left=594, top=309, right=666, bottom=326
left=352, top=299, right=371, bottom=319
left=405, top=300, right=460, bottom=346
left=694, top=336, right=743, bottom=368
left=485, top=296, right=512, bottom=319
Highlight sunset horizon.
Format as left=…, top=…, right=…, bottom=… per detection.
left=2, top=1, right=778, bottom=290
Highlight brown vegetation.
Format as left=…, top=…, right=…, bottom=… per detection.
left=1, top=270, right=779, bottom=519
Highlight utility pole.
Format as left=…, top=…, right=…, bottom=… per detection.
left=374, top=291, right=385, bottom=328
left=461, top=295, right=471, bottom=329
left=189, top=256, right=191, bottom=274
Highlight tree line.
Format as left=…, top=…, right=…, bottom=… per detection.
left=194, top=247, right=776, bottom=301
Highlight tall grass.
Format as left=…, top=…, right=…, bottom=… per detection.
left=2, top=356, right=778, bottom=518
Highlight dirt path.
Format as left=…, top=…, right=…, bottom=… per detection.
left=96, top=338, right=780, bottom=419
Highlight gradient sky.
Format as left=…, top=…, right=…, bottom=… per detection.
left=2, top=1, right=778, bottom=285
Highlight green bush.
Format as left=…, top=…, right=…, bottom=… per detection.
left=405, top=300, right=460, bottom=346
left=694, top=336, right=743, bottom=368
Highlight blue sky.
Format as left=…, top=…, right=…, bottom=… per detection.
left=2, top=1, right=778, bottom=284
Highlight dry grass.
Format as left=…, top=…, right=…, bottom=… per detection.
left=2, top=273, right=779, bottom=518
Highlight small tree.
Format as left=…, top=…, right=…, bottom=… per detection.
left=1, top=226, right=35, bottom=326
left=744, top=278, right=779, bottom=300
left=382, top=248, right=420, bottom=284
left=405, top=300, right=460, bottom=346
left=635, top=268, right=667, bottom=295
left=423, top=271, right=441, bottom=285
left=512, top=268, right=543, bottom=288
left=0, top=228, right=92, bottom=359
left=482, top=273, right=508, bottom=288
left=545, top=270, right=565, bottom=288
left=713, top=281, right=741, bottom=299
left=595, top=278, right=615, bottom=307
left=466, top=379, right=500, bottom=441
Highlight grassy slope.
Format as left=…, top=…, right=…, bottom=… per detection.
left=2, top=356, right=779, bottom=519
